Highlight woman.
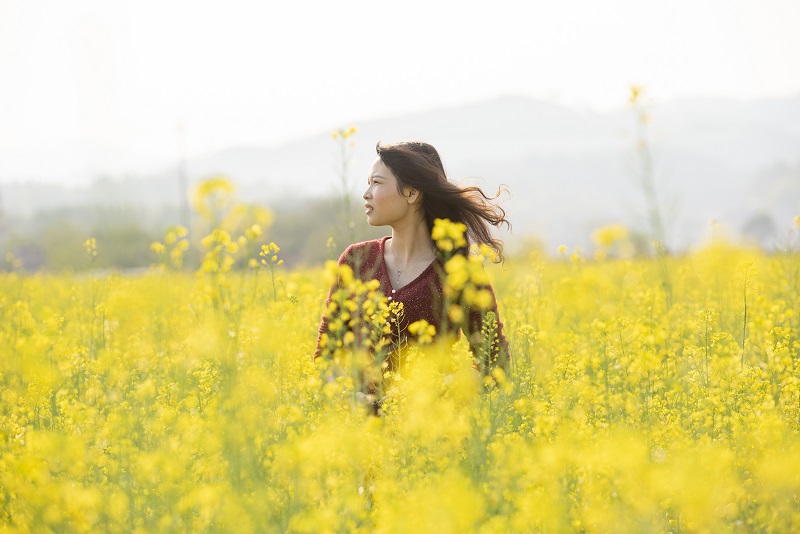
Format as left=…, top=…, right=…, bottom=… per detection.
left=314, top=141, right=511, bottom=386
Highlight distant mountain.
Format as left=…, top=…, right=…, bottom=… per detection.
left=3, top=94, right=799, bottom=252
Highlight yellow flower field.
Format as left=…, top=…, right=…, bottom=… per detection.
left=2, top=225, right=800, bottom=532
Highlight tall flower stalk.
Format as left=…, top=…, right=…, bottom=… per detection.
left=331, top=126, right=358, bottom=247
left=629, top=85, right=673, bottom=306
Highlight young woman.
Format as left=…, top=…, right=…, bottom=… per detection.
left=314, top=141, right=511, bottom=383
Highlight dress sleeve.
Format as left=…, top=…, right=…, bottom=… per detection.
left=314, top=246, right=354, bottom=360
left=313, top=284, right=335, bottom=360
left=464, top=279, right=511, bottom=374
left=314, top=245, right=364, bottom=360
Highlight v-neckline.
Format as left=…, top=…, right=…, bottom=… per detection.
left=379, top=236, right=436, bottom=293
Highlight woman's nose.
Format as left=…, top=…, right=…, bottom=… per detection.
left=362, top=187, right=371, bottom=199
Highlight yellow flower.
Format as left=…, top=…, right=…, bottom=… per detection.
left=192, top=176, right=236, bottom=222
left=409, top=320, right=436, bottom=343
left=84, top=237, right=97, bottom=258
left=331, top=126, right=357, bottom=140
left=472, top=289, right=493, bottom=310
left=629, top=84, right=643, bottom=104
left=444, top=255, right=469, bottom=292
left=245, top=224, right=262, bottom=240
left=449, top=304, right=465, bottom=324
left=591, top=223, right=629, bottom=249
left=432, top=218, right=467, bottom=252
left=259, top=243, right=282, bottom=267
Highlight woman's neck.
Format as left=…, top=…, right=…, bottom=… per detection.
left=389, top=219, right=433, bottom=264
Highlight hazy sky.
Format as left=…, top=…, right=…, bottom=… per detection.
left=1, top=0, right=799, bottom=183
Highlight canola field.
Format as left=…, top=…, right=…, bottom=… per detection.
left=2, top=224, right=800, bottom=533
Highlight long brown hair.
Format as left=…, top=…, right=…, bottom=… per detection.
left=376, top=141, right=510, bottom=261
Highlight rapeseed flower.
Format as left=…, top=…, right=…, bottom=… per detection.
left=2, top=221, right=800, bottom=532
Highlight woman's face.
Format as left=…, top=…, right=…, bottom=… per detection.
left=363, top=158, right=413, bottom=227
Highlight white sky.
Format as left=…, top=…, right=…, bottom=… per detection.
left=1, top=0, right=799, bottom=183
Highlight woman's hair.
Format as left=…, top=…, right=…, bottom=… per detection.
left=376, top=141, right=510, bottom=261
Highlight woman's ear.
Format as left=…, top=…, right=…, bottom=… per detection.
left=406, top=188, right=422, bottom=204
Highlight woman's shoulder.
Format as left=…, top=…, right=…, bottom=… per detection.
left=339, top=236, right=389, bottom=267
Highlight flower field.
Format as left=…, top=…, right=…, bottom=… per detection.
left=2, top=227, right=800, bottom=532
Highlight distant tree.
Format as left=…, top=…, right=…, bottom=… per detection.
left=92, top=225, right=157, bottom=270
left=741, top=213, right=777, bottom=249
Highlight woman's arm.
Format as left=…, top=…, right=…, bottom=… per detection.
left=314, top=246, right=355, bottom=360
left=313, top=289, right=334, bottom=360
left=314, top=242, right=373, bottom=360
left=464, top=282, right=511, bottom=375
